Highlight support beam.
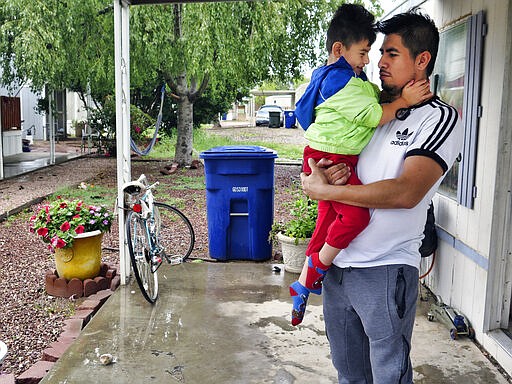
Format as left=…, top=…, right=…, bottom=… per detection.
left=114, top=0, right=132, bottom=285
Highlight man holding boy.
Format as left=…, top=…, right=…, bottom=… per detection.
left=301, top=11, right=463, bottom=384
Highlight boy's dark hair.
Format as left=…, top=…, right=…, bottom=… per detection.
left=326, top=4, right=376, bottom=53
left=377, top=10, right=439, bottom=76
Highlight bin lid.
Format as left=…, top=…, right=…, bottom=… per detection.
left=200, top=145, right=278, bottom=159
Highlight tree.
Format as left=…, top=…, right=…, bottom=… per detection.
left=0, top=0, right=114, bottom=107
left=0, top=0, right=382, bottom=166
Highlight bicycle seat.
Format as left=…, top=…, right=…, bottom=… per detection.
left=123, top=180, right=145, bottom=195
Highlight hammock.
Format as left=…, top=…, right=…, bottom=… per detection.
left=130, top=84, right=165, bottom=156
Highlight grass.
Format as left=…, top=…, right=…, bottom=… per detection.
left=145, top=125, right=303, bottom=161
left=144, top=136, right=175, bottom=159
left=51, top=183, right=117, bottom=208
left=154, top=196, right=188, bottom=210
left=170, top=174, right=206, bottom=190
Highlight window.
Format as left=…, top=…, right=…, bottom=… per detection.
left=435, top=11, right=485, bottom=208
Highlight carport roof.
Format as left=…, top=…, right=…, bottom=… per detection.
left=126, top=0, right=247, bottom=4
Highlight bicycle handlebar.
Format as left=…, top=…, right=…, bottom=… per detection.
left=136, top=174, right=159, bottom=190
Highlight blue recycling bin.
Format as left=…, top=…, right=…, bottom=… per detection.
left=200, top=145, right=278, bottom=261
left=285, top=110, right=296, bottom=128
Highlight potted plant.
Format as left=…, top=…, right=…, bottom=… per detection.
left=270, top=188, right=318, bottom=273
left=29, top=197, right=113, bottom=280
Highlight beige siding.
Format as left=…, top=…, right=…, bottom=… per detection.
left=418, top=0, right=512, bottom=376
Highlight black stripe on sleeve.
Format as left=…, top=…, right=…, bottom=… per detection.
left=405, top=149, right=448, bottom=174
left=420, top=99, right=458, bottom=152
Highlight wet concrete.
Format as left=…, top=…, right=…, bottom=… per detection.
left=2, top=152, right=81, bottom=178
left=40, top=263, right=509, bottom=384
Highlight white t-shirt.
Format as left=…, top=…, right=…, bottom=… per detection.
left=333, top=97, right=463, bottom=269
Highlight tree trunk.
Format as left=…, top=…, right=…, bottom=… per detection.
left=175, top=75, right=194, bottom=166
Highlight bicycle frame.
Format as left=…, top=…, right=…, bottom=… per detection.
left=123, top=175, right=164, bottom=271
left=122, top=173, right=195, bottom=303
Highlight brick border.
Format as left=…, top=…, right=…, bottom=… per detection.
left=7, top=267, right=121, bottom=384
left=45, top=263, right=120, bottom=298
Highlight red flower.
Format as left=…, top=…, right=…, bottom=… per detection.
left=37, top=227, right=49, bottom=237
left=75, top=225, right=85, bottom=234
left=59, top=202, right=68, bottom=209
left=73, top=214, right=81, bottom=219
left=51, top=237, right=67, bottom=249
left=60, top=221, right=71, bottom=232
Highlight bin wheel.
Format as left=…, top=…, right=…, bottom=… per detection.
left=450, top=328, right=458, bottom=340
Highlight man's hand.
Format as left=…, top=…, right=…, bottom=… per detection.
left=300, top=158, right=350, bottom=200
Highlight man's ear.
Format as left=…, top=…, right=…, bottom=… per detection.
left=416, top=51, right=432, bottom=72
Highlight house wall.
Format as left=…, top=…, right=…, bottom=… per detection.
left=65, top=90, right=88, bottom=137
left=20, top=86, right=45, bottom=141
left=265, top=95, right=292, bottom=109
left=415, top=0, right=512, bottom=375
left=0, top=82, right=45, bottom=146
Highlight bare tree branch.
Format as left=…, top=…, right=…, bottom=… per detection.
left=189, top=73, right=210, bottom=103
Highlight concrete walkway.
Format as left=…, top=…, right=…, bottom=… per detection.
left=40, top=263, right=509, bottom=384
left=3, top=133, right=510, bottom=383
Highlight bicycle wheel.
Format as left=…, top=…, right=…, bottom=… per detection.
left=153, top=202, right=195, bottom=263
left=126, top=210, right=159, bottom=303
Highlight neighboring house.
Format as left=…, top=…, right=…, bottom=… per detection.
left=0, top=76, right=88, bottom=179
left=264, top=95, right=293, bottom=109
left=376, top=0, right=512, bottom=376
left=0, top=82, right=44, bottom=156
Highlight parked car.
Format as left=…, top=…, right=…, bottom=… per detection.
left=255, top=105, right=284, bottom=127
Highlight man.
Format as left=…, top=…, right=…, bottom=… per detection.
left=300, top=11, right=463, bottom=384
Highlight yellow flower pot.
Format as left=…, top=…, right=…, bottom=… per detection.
left=54, top=230, right=103, bottom=280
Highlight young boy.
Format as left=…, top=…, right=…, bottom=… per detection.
left=290, top=3, right=432, bottom=326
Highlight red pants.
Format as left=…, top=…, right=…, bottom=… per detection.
left=303, top=146, right=370, bottom=255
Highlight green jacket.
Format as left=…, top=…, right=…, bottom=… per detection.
left=304, top=77, right=382, bottom=155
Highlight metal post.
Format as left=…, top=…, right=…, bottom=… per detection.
left=0, top=121, right=4, bottom=180
left=85, top=82, right=93, bottom=154
left=48, top=91, right=56, bottom=165
left=114, top=0, right=132, bottom=284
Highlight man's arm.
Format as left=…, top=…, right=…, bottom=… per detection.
left=301, top=156, right=443, bottom=209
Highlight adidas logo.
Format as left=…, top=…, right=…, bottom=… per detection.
left=390, top=128, right=413, bottom=146
left=396, top=129, right=413, bottom=140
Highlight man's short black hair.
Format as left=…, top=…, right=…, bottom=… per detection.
left=377, top=10, right=439, bottom=76
left=326, top=4, right=376, bottom=53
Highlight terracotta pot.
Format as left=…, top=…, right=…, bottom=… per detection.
left=54, top=230, right=103, bottom=280
left=277, top=232, right=310, bottom=273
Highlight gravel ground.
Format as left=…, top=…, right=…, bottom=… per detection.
left=0, top=126, right=303, bottom=377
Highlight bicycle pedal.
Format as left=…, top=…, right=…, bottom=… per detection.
left=169, top=256, right=183, bottom=265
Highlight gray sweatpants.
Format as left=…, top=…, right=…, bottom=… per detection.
left=323, top=264, right=418, bottom=384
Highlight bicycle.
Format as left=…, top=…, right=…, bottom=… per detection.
left=122, top=174, right=195, bottom=303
